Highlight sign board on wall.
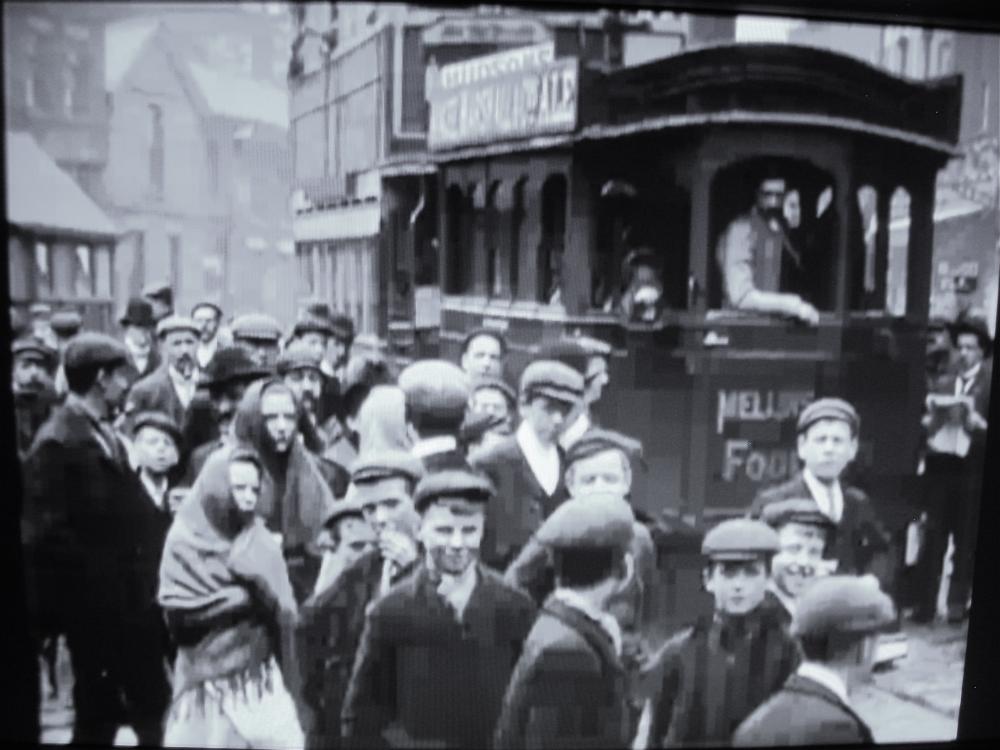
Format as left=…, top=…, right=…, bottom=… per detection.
left=427, top=43, right=578, bottom=150
left=422, top=17, right=551, bottom=47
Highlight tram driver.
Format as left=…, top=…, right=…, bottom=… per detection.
left=717, top=176, right=820, bottom=326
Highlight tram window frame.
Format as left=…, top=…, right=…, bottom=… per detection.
left=886, top=187, right=911, bottom=317
left=539, top=173, right=568, bottom=306
left=485, top=180, right=502, bottom=299
left=510, top=177, right=527, bottom=301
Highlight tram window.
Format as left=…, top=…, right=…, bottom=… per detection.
left=486, top=181, right=502, bottom=298
left=857, top=186, right=879, bottom=296
left=511, top=177, right=527, bottom=300
left=34, top=242, right=52, bottom=296
left=444, top=184, right=472, bottom=295
left=887, top=187, right=911, bottom=316
left=539, top=174, right=568, bottom=305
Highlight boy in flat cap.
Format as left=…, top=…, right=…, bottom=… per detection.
left=21, top=333, right=171, bottom=745
left=749, top=397, right=891, bottom=578
left=118, top=297, right=161, bottom=386
left=12, top=337, right=59, bottom=459
left=460, top=327, right=507, bottom=379
left=342, top=466, right=536, bottom=749
left=311, top=486, right=377, bottom=598
left=494, top=496, right=637, bottom=750
left=231, top=312, right=283, bottom=369
left=294, top=450, right=424, bottom=750
left=126, top=315, right=201, bottom=432
left=471, top=358, right=584, bottom=570
left=732, top=575, right=896, bottom=746
left=191, top=301, right=224, bottom=371
left=914, top=315, right=992, bottom=623
left=131, top=410, right=182, bottom=516
left=640, top=518, right=800, bottom=749
left=399, top=358, right=472, bottom=468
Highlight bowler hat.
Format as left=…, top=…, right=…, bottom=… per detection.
left=329, top=313, right=355, bottom=343
left=119, top=297, right=157, bottom=328
left=203, top=346, right=270, bottom=388
left=950, top=315, right=992, bottom=354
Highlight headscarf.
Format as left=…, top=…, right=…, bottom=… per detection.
left=355, top=384, right=412, bottom=453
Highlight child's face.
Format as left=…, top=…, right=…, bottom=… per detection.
left=772, top=523, right=827, bottom=598
left=567, top=449, right=630, bottom=503
left=228, top=461, right=261, bottom=513
left=134, top=426, right=179, bottom=475
left=704, top=558, right=770, bottom=615
left=797, top=418, right=858, bottom=481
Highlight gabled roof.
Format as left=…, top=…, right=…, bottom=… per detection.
left=6, top=131, right=118, bottom=237
left=187, top=61, right=288, bottom=129
left=105, top=18, right=161, bottom=92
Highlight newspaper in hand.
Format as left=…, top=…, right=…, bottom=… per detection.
left=926, top=393, right=974, bottom=456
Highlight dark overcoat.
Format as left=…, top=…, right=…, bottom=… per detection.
left=493, top=596, right=631, bottom=750
left=470, top=435, right=569, bottom=570
left=341, top=564, right=537, bottom=749
left=125, top=364, right=187, bottom=431
left=731, top=674, right=875, bottom=746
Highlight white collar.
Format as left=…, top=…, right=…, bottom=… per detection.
left=559, top=411, right=591, bottom=450
left=797, top=661, right=849, bottom=705
left=140, top=471, right=169, bottom=510
left=516, top=421, right=561, bottom=496
left=412, top=435, right=458, bottom=459
left=197, top=337, right=218, bottom=364
left=552, top=587, right=622, bottom=657
left=168, top=364, right=197, bottom=384
left=958, top=363, right=981, bottom=393
left=802, top=468, right=843, bottom=524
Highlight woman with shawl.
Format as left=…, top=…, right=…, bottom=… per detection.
left=158, top=447, right=304, bottom=748
left=355, top=384, right=412, bottom=453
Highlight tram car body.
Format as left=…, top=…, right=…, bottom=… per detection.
left=423, top=42, right=962, bottom=569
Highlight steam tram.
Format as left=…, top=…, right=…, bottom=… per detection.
left=414, top=41, right=962, bottom=574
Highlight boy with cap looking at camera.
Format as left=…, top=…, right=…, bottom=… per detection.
left=495, top=496, right=637, bottom=750
left=749, top=397, right=891, bottom=577
left=639, top=518, right=800, bottom=749
left=471, top=358, right=584, bottom=570
left=732, top=575, right=896, bottom=746
left=294, top=450, right=424, bottom=750
left=131, top=410, right=182, bottom=516
left=342, top=466, right=536, bottom=749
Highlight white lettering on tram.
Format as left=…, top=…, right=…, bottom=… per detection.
left=722, top=440, right=799, bottom=483
left=716, top=389, right=814, bottom=435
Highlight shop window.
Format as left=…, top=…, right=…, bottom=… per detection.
left=74, top=244, right=94, bottom=298
left=887, top=187, right=910, bottom=316
left=710, top=158, right=838, bottom=314
left=511, top=177, right=527, bottom=300
left=539, top=174, right=567, bottom=305
left=34, top=242, right=52, bottom=296
left=52, top=244, right=75, bottom=297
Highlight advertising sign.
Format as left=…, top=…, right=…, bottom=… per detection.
left=428, top=44, right=578, bottom=150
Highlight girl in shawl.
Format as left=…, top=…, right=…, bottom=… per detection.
left=355, top=384, right=412, bottom=453
left=159, top=447, right=304, bottom=749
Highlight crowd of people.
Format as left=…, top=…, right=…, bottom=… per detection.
left=9, top=281, right=993, bottom=748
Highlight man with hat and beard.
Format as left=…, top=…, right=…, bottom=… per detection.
left=21, top=332, right=171, bottom=746
left=732, top=575, right=896, bottom=746
left=342, top=465, right=536, bottom=749
left=294, top=450, right=424, bottom=749
left=191, top=301, right=225, bottom=372
left=913, top=315, right=993, bottom=623
left=12, top=337, right=59, bottom=459
left=231, top=312, right=283, bottom=369
left=495, top=496, right=637, bottom=750
left=749, top=397, right=891, bottom=578
left=398, top=358, right=472, bottom=469
left=470, top=358, right=584, bottom=570
left=119, top=296, right=161, bottom=386
left=142, top=280, right=173, bottom=323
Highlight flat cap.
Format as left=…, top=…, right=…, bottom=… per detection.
left=399, top=359, right=471, bottom=425
left=566, top=333, right=612, bottom=358
left=142, top=280, right=172, bottom=300
left=462, top=327, right=508, bottom=355
left=323, top=485, right=365, bottom=527
left=702, top=518, right=780, bottom=560
left=51, top=310, right=83, bottom=336
left=797, top=398, right=860, bottom=435
left=156, top=315, right=200, bottom=339
left=292, top=313, right=335, bottom=339
left=191, top=301, right=223, bottom=318
left=276, top=340, right=323, bottom=375
left=64, top=332, right=129, bottom=372
left=519, top=360, right=584, bottom=404
left=350, top=449, right=425, bottom=486
left=536, top=341, right=589, bottom=375
left=565, top=428, right=644, bottom=469
left=471, top=375, right=517, bottom=405
left=793, top=575, right=897, bottom=639
left=761, top=498, right=835, bottom=530
left=231, top=313, right=282, bottom=342
left=204, top=346, right=270, bottom=387
left=131, top=410, right=182, bottom=447
left=12, top=337, right=57, bottom=364
left=413, top=467, right=495, bottom=512
left=537, top=496, right=635, bottom=551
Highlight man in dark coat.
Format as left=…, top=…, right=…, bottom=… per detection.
left=295, top=450, right=425, bottom=749
left=470, top=358, right=584, bottom=570
left=341, top=466, right=537, bottom=749
left=732, top=575, right=896, bottom=746
left=641, top=519, right=800, bottom=748
left=118, top=297, right=161, bottom=387
left=191, top=300, right=224, bottom=372
left=20, top=332, right=171, bottom=746
left=748, top=398, right=891, bottom=577
left=494, top=496, right=636, bottom=750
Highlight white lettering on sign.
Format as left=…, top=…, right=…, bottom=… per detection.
left=716, top=389, right=814, bottom=435
left=722, top=440, right=799, bottom=482
left=437, top=42, right=555, bottom=91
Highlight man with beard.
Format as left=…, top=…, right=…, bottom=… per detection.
left=342, top=466, right=536, bottom=749
left=471, top=359, right=584, bottom=570
left=184, top=346, right=270, bottom=483
left=191, top=301, right=224, bottom=372
left=716, top=176, right=819, bottom=325
left=299, top=303, right=356, bottom=426
left=294, top=450, right=424, bottom=750
left=12, top=337, right=59, bottom=459
left=21, top=333, right=171, bottom=746
left=125, top=315, right=201, bottom=435
left=399, top=359, right=472, bottom=470
left=231, top=312, right=283, bottom=369
left=231, top=378, right=334, bottom=603
left=142, top=280, right=173, bottom=323
left=118, top=297, right=161, bottom=386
